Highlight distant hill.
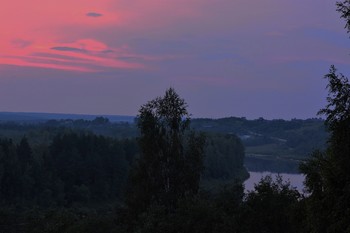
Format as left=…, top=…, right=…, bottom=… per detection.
left=0, top=113, right=328, bottom=173
left=191, top=117, right=328, bottom=158
left=0, top=112, right=135, bottom=123
left=191, top=117, right=329, bottom=173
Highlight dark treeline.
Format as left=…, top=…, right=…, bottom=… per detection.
left=0, top=112, right=328, bottom=175
left=0, top=117, right=138, bottom=143
left=0, top=175, right=304, bottom=233
left=0, top=133, right=135, bottom=207
left=0, top=132, right=247, bottom=208
left=0, top=114, right=325, bottom=175
left=0, top=114, right=328, bottom=159
left=0, top=116, right=250, bottom=232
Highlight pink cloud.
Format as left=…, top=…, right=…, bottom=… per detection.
left=0, top=0, right=346, bottom=119
left=1, top=0, right=342, bottom=73
left=0, top=0, right=132, bottom=72
left=1, top=37, right=145, bottom=72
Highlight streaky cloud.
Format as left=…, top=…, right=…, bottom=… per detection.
left=51, top=47, right=86, bottom=53
left=31, top=52, right=91, bottom=62
left=102, top=49, right=114, bottom=53
left=86, top=12, right=103, bottom=17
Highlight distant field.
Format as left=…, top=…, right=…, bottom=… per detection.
left=191, top=117, right=328, bottom=160
left=0, top=112, right=135, bottom=123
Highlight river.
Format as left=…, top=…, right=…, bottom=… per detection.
left=244, top=171, right=305, bottom=193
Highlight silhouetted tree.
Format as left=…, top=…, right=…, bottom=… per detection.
left=127, top=88, right=205, bottom=214
left=337, top=0, right=350, bottom=33
left=241, top=175, right=304, bottom=233
left=299, top=3, right=350, bottom=231
left=300, top=66, right=350, bottom=232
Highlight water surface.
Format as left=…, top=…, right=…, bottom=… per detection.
left=244, top=171, right=305, bottom=193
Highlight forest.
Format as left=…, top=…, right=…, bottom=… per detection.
left=1, top=1, right=350, bottom=232
left=0, top=110, right=328, bottom=175
left=0, top=66, right=349, bottom=232
left=0, top=127, right=247, bottom=206
left=0, top=109, right=251, bottom=232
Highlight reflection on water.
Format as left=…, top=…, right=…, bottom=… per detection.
left=244, top=171, right=305, bottom=193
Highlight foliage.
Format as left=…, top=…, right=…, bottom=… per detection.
left=0, top=114, right=327, bottom=166
left=0, top=207, right=121, bottom=233
left=123, top=175, right=305, bottom=233
left=126, top=88, right=206, bottom=214
left=0, top=120, right=248, bottom=210
left=241, top=175, right=305, bottom=233
left=191, top=117, right=327, bottom=159
left=301, top=65, right=350, bottom=232
left=203, top=133, right=248, bottom=182
left=126, top=182, right=244, bottom=233
left=0, top=118, right=138, bottom=144
left=337, top=0, right=350, bottom=33
left=319, top=65, right=350, bottom=129
left=300, top=4, right=350, bottom=230
left=0, top=133, right=134, bottom=207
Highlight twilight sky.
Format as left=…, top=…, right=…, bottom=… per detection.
left=1, top=0, right=349, bottom=119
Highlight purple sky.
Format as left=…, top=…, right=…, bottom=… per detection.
left=0, top=0, right=349, bottom=119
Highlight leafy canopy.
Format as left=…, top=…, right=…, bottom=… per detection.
left=127, top=88, right=205, bottom=213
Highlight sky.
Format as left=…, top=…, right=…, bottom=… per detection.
left=0, top=0, right=349, bottom=119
